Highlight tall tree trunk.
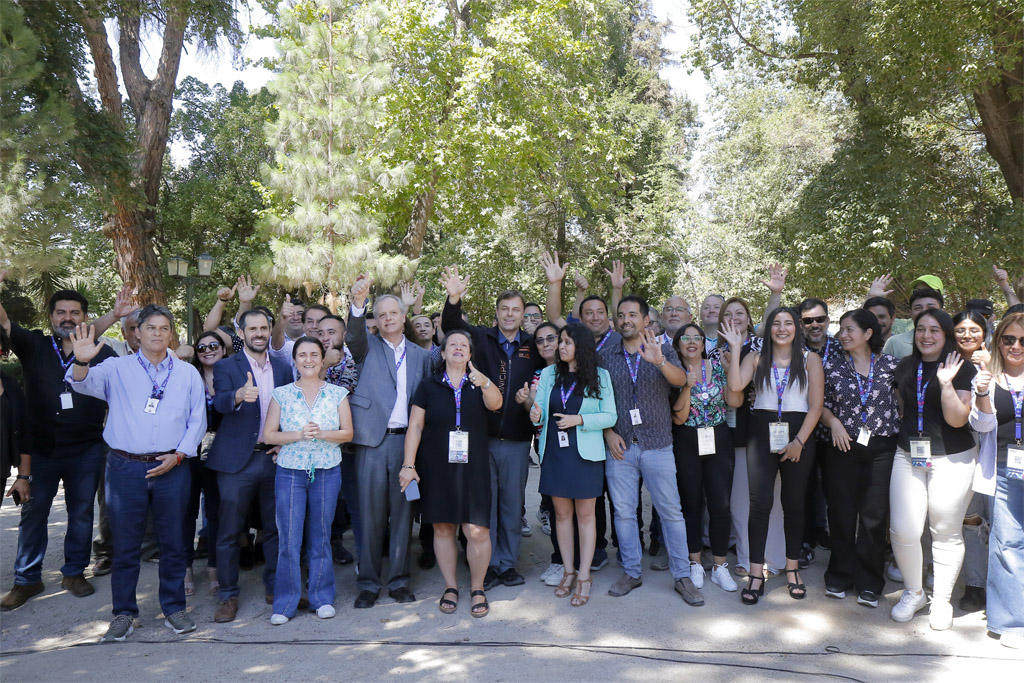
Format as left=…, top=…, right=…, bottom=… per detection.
left=104, top=206, right=167, bottom=305
left=400, top=169, right=440, bottom=259
left=974, top=79, right=1023, bottom=203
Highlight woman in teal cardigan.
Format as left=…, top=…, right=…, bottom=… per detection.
left=530, top=324, right=617, bottom=606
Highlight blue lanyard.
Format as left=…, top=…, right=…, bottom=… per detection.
left=772, top=362, right=791, bottom=420
left=916, top=363, right=930, bottom=436
left=394, top=345, right=407, bottom=372
left=1005, top=374, right=1023, bottom=444
left=443, top=371, right=468, bottom=430
left=596, top=330, right=612, bottom=351
left=849, top=353, right=875, bottom=425
left=51, top=336, right=75, bottom=372
left=821, top=337, right=833, bottom=366
left=559, top=379, right=578, bottom=410
left=691, top=361, right=711, bottom=424
left=623, top=347, right=642, bottom=404
left=296, top=384, right=325, bottom=481
left=136, top=352, right=173, bottom=398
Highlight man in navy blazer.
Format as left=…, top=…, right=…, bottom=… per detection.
left=346, top=274, right=431, bottom=608
left=206, top=309, right=293, bottom=623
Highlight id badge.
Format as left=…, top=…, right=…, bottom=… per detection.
left=629, top=408, right=642, bottom=426
left=697, top=427, right=716, bottom=456
left=725, top=407, right=737, bottom=429
left=768, top=422, right=789, bottom=452
left=60, top=392, right=74, bottom=410
left=144, top=397, right=161, bottom=415
left=448, top=430, right=469, bottom=464
left=557, top=430, right=570, bottom=448
left=910, top=438, right=932, bottom=468
left=856, top=426, right=871, bottom=447
left=1007, top=447, right=1024, bottom=480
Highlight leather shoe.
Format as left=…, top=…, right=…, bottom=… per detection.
left=91, top=557, right=113, bottom=577
left=331, top=539, right=354, bottom=565
left=483, top=567, right=502, bottom=591
left=1, top=583, right=44, bottom=611
left=214, top=596, right=239, bottom=623
left=61, top=575, right=95, bottom=598
left=354, top=590, right=378, bottom=609
left=389, top=587, right=416, bottom=603
left=499, top=569, right=525, bottom=587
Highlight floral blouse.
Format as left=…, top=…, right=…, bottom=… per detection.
left=684, top=360, right=728, bottom=428
left=272, top=382, right=349, bottom=473
left=822, top=352, right=900, bottom=439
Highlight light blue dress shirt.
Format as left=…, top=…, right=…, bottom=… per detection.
left=66, top=351, right=207, bottom=457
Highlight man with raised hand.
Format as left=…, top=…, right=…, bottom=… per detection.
left=347, top=274, right=432, bottom=608
left=441, top=264, right=544, bottom=589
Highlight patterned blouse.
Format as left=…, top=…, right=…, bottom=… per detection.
left=822, top=351, right=900, bottom=439
left=272, top=382, right=349, bottom=473
left=684, top=359, right=728, bottom=428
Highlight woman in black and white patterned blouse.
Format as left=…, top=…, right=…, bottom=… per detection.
left=819, top=308, right=899, bottom=608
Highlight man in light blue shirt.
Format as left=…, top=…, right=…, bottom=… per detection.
left=66, top=305, right=206, bottom=643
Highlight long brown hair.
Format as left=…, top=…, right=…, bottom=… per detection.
left=990, top=312, right=1024, bottom=377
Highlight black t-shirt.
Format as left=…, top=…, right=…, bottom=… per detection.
left=992, top=383, right=1022, bottom=464
left=895, top=356, right=976, bottom=455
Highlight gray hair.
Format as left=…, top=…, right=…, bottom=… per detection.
left=137, top=304, right=175, bottom=328
left=373, top=294, right=407, bottom=318
left=120, top=309, right=141, bottom=328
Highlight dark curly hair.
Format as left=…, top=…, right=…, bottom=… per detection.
left=555, top=323, right=601, bottom=400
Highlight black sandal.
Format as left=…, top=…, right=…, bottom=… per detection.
left=439, top=587, right=458, bottom=614
left=786, top=569, right=806, bottom=600
left=741, top=575, right=765, bottom=605
left=470, top=589, right=489, bottom=618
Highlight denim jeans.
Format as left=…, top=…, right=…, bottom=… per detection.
left=106, top=451, right=191, bottom=618
left=605, top=444, right=690, bottom=580
left=274, top=465, right=341, bottom=616
left=988, top=464, right=1023, bottom=636
left=14, top=442, right=105, bottom=584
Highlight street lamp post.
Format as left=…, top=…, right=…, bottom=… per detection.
left=168, top=254, right=213, bottom=344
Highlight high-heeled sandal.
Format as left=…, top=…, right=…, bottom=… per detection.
left=786, top=569, right=806, bottom=600
left=741, top=575, right=765, bottom=605
left=555, top=571, right=577, bottom=598
left=571, top=578, right=592, bottom=607
left=439, top=587, right=458, bottom=614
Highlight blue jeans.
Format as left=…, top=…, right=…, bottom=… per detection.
left=13, top=442, right=105, bottom=584
left=106, top=451, right=191, bottom=618
left=988, top=464, right=1023, bottom=636
left=605, top=444, right=690, bottom=580
left=274, top=466, right=340, bottom=616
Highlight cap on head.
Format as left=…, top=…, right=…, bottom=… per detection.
left=965, top=298, right=994, bottom=317
left=910, top=275, right=943, bottom=294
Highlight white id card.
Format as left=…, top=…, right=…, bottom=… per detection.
left=910, top=438, right=932, bottom=468
left=629, top=408, right=642, bottom=426
left=557, top=430, right=570, bottom=448
left=144, top=397, right=161, bottom=415
left=1007, top=447, right=1024, bottom=480
left=697, top=427, right=716, bottom=456
left=769, top=422, right=789, bottom=452
left=857, top=426, right=871, bottom=447
left=448, top=431, right=469, bottom=464
left=725, top=407, right=737, bottom=429
left=60, top=392, right=74, bottom=410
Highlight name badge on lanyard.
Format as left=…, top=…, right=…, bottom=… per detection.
left=53, top=338, right=76, bottom=410
left=697, top=426, right=716, bottom=456
left=912, top=363, right=932, bottom=467
left=857, top=426, right=871, bottom=447
left=624, top=348, right=642, bottom=426
left=145, top=397, right=161, bottom=414
left=1006, top=376, right=1023, bottom=480
left=769, top=422, right=789, bottom=452
left=60, top=392, right=74, bottom=410
left=448, top=430, right=469, bottom=463
left=557, top=379, right=577, bottom=448
left=558, top=430, right=570, bottom=448
left=852, top=353, right=875, bottom=448
left=629, top=408, right=642, bottom=426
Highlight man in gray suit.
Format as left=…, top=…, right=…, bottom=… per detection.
left=346, top=274, right=432, bottom=608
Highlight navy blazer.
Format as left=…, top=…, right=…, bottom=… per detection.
left=205, top=351, right=293, bottom=474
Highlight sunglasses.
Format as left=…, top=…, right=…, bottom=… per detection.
left=196, top=342, right=222, bottom=352
left=677, top=335, right=704, bottom=344
left=536, top=335, right=558, bottom=345
left=801, top=316, right=829, bottom=325
left=999, top=335, right=1024, bottom=348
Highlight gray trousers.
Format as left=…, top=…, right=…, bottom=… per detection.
left=962, top=493, right=992, bottom=588
left=356, top=435, right=413, bottom=593
left=488, top=438, right=531, bottom=573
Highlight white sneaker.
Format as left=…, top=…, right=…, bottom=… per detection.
left=689, top=561, right=705, bottom=589
left=521, top=516, right=532, bottom=537
left=316, top=604, right=336, bottom=619
left=886, top=561, right=903, bottom=583
left=711, top=563, right=737, bottom=592
left=540, top=563, right=564, bottom=586
left=891, top=589, right=928, bottom=623
left=270, top=613, right=289, bottom=625
left=928, top=600, right=952, bottom=631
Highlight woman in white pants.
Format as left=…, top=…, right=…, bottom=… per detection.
left=889, top=309, right=976, bottom=630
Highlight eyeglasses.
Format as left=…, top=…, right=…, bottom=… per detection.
left=536, top=335, right=558, bottom=345
left=801, top=316, right=828, bottom=325
left=523, top=313, right=542, bottom=320
left=677, top=335, right=703, bottom=344
left=196, top=342, right=222, bottom=352
left=999, top=335, right=1024, bottom=349
left=953, top=328, right=982, bottom=336
left=663, top=307, right=690, bottom=314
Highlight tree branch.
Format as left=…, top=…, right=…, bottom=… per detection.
left=721, top=2, right=835, bottom=62
left=76, top=2, right=123, bottom=125
left=117, top=2, right=152, bottom=119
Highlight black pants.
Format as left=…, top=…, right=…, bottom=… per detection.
left=185, top=457, right=220, bottom=568
left=823, top=435, right=896, bottom=594
left=747, top=410, right=816, bottom=564
left=674, top=422, right=734, bottom=556
left=803, top=438, right=830, bottom=544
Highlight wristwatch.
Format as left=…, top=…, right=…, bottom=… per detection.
left=655, top=358, right=667, bottom=368
left=16, top=474, right=31, bottom=482
left=73, top=359, right=90, bottom=367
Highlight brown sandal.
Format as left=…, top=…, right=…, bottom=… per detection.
left=555, top=571, right=577, bottom=598
left=571, top=577, right=592, bottom=607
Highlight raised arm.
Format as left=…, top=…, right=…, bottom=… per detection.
left=400, top=281, right=424, bottom=316
left=570, top=271, right=588, bottom=320
left=936, top=352, right=972, bottom=428
left=866, top=273, right=895, bottom=300
left=603, top=261, right=629, bottom=319
left=235, top=275, right=259, bottom=326
left=993, top=265, right=1020, bottom=307
left=272, top=294, right=297, bottom=351
left=203, top=284, right=237, bottom=332
left=540, top=251, right=569, bottom=326
left=721, top=321, right=756, bottom=393
left=760, top=263, right=786, bottom=329
left=439, top=265, right=472, bottom=334
left=89, top=284, right=139, bottom=338
left=345, top=274, right=372, bottom=364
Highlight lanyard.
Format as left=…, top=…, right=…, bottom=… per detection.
left=821, top=337, right=833, bottom=366
left=296, top=384, right=325, bottom=481
left=443, top=371, right=469, bottom=430
left=849, top=353, right=875, bottom=425
left=916, top=362, right=930, bottom=436
left=691, top=361, right=710, bottom=424
left=136, top=352, right=173, bottom=398
left=394, top=345, right=407, bottom=373
left=772, top=362, right=791, bottom=420
left=623, top=347, right=642, bottom=403
left=596, top=330, right=612, bottom=351
left=559, top=379, right=578, bottom=410
left=1005, top=374, right=1023, bottom=444
left=51, top=336, right=75, bottom=372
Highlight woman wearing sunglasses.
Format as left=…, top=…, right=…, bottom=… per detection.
left=970, top=312, right=1024, bottom=649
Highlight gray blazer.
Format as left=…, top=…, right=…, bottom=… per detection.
left=345, top=307, right=431, bottom=448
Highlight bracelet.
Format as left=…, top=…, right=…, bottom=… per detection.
left=401, top=465, right=416, bottom=470
left=974, top=391, right=989, bottom=397
left=792, top=435, right=804, bottom=446
left=176, top=454, right=183, bottom=465
left=482, top=379, right=491, bottom=389
left=73, top=359, right=90, bottom=367
left=655, top=358, right=667, bottom=368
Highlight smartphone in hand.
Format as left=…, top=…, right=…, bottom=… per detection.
left=12, top=490, right=22, bottom=506
left=404, top=479, right=420, bottom=501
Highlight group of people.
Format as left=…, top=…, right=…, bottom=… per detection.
left=0, top=260, right=1020, bottom=650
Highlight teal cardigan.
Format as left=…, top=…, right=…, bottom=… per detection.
left=532, top=365, right=617, bottom=463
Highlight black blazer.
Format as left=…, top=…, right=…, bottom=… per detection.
left=1, top=370, right=32, bottom=478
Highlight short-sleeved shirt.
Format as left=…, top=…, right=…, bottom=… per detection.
left=599, top=338, right=683, bottom=451
left=808, top=337, right=840, bottom=441
left=822, top=352, right=900, bottom=439
left=272, top=382, right=348, bottom=471
left=895, top=356, right=976, bottom=454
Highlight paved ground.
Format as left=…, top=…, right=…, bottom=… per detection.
left=1, top=466, right=1020, bottom=682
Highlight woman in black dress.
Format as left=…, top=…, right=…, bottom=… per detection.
left=400, top=330, right=502, bottom=617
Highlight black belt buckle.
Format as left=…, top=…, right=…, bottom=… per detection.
left=386, top=428, right=407, bottom=435
left=630, top=437, right=639, bottom=445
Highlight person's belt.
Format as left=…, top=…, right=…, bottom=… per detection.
left=253, top=443, right=274, bottom=452
left=111, top=449, right=175, bottom=462
left=385, top=428, right=407, bottom=435
left=630, top=437, right=640, bottom=444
